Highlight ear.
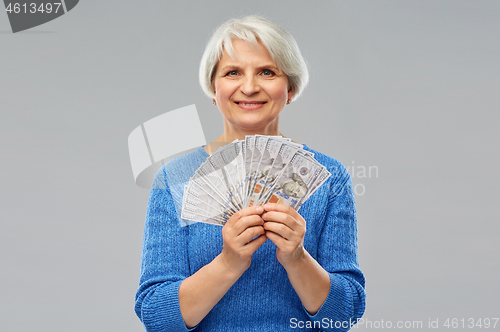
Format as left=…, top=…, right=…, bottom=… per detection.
left=287, top=86, right=294, bottom=103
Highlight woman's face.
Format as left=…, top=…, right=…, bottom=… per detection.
left=213, top=39, right=292, bottom=134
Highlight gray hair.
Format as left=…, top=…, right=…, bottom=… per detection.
left=199, top=16, right=309, bottom=101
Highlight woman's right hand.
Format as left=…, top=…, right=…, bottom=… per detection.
left=179, top=205, right=267, bottom=328
left=219, top=205, right=267, bottom=276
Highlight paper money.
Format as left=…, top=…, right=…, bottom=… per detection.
left=181, top=135, right=331, bottom=225
left=257, top=152, right=323, bottom=208
left=246, top=137, right=282, bottom=207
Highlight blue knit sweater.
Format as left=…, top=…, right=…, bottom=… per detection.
left=135, top=145, right=366, bottom=332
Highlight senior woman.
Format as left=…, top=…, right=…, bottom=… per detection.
left=135, top=16, right=366, bottom=331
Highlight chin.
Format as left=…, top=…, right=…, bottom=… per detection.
left=235, top=120, right=276, bottom=132
left=233, top=115, right=279, bottom=129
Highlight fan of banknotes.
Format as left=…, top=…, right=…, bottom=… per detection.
left=181, top=135, right=331, bottom=226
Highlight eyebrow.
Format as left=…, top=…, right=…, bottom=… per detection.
left=219, top=64, right=281, bottom=73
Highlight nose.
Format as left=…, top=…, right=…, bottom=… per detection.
left=240, top=75, right=260, bottom=96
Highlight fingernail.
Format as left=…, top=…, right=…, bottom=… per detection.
left=255, top=206, right=264, bottom=213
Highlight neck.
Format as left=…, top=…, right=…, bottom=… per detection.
left=214, top=119, right=285, bottom=143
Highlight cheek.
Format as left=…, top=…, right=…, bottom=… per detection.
left=269, top=81, right=290, bottom=100
left=215, top=82, right=234, bottom=101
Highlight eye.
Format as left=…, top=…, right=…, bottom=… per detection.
left=225, top=70, right=238, bottom=76
left=261, top=69, right=276, bottom=76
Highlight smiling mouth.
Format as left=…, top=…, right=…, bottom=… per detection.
left=235, top=102, right=266, bottom=105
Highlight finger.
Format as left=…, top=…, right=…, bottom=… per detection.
left=265, top=230, right=287, bottom=248
left=223, top=218, right=263, bottom=247
left=225, top=205, right=264, bottom=227
left=263, top=221, right=294, bottom=240
left=231, top=215, right=265, bottom=236
left=263, top=203, right=299, bottom=218
left=244, top=233, right=267, bottom=253
left=262, top=210, right=296, bottom=230
left=238, top=225, right=266, bottom=245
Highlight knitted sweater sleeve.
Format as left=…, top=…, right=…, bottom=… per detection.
left=304, top=165, right=366, bottom=332
left=134, top=168, right=196, bottom=332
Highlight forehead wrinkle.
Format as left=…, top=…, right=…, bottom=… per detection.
left=224, top=35, right=260, bottom=58
left=219, top=63, right=280, bottom=72
left=222, top=38, right=270, bottom=61
left=218, top=47, right=280, bottom=74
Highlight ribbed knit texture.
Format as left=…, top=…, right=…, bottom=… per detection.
left=135, top=145, right=366, bottom=331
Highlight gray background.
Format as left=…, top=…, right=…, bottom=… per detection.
left=1, top=1, right=499, bottom=331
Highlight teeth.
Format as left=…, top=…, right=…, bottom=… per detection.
left=238, top=102, right=264, bottom=105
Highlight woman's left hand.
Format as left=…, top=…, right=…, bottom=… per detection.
left=261, top=203, right=306, bottom=269
left=262, top=203, right=331, bottom=314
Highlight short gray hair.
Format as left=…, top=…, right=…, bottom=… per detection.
left=199, top=16, right=309, bottom=101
